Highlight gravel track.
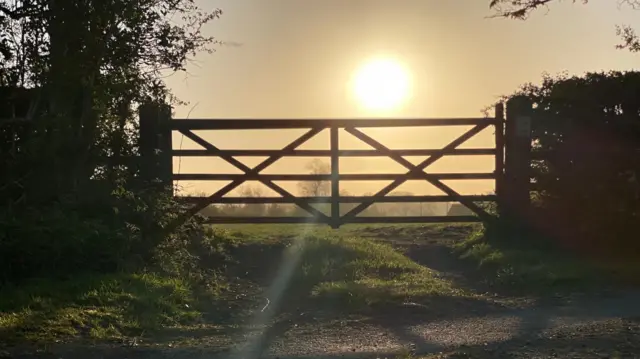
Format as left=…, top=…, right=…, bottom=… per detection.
left=7, top=293, right=639, bottom=359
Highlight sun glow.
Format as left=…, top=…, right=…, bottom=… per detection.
left=352, top=58, right=411, bottom=112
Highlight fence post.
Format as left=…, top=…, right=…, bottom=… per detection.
left=139, top=102, right=173, bottom=195
left=494, top=102, right=505, bottom=217
left=504, top=96, right=533, bottom=222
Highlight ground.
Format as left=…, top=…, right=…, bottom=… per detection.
left=1, top=223, right=640, bottom=358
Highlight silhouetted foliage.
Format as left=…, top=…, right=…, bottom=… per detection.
left=0, top=0, right=223, bottom=284
left=502, top=71, right=640, bottom=257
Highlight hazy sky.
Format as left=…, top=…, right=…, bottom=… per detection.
left=168, top=0, right=640, bottom=198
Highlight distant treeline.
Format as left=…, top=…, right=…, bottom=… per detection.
left=194, top=158, right=456, bottom=217
left=198, top=189, right=452, bottom=218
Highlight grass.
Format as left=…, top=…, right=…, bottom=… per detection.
left=0, top=272, right=203, bottom=344
left=300, top=234, right=458, bottom=306
left=450, top=224, right=640, bottom=294
left=454, top=230, right=592, bottom=291
left=222, top=224, right=462, bottom=310
left=0, top=223, right=462, bottom=346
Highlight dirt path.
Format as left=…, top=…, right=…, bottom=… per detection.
left=5, top=226, right=640, bottom=359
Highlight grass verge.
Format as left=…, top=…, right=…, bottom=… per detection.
left=0, top=272, right=202, bottom=344
left=0, top=226, right=254, bottom=346
left=452, top=224, right=640, bottom=294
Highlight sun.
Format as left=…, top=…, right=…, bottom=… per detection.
left=352, top=58, right=411, bottom=112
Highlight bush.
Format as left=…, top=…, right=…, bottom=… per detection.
left=152, top=223, right=239, bottom=284
left=502, top=71, right=640, bottom=259
left=0, top=180, right=234, bottom=286
left=0, top=198, right=140, bottom=284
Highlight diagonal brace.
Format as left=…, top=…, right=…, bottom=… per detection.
left=200, top=128, right=321, bottom=203
left=178, top=128, right=328, bottom=221
left=343, top=124, right=493, bottom=220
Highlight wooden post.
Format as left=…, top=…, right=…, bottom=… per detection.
left=139, top=102, right=173, bottom=194
left=330, top=124, right=340, bottom=228
left=494, top=102, right=505, bottom=217
left=504, top=96, right=533, bottom=221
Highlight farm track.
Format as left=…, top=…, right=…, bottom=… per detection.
left=5, top=225, right=640, bottom=359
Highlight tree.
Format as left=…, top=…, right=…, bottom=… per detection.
left=266, top=203, right=290, bottom=217
left=0, top=0, right=223, bottom=282
left=239, top=184, right=267, bottom=216
left=488, top=0, right=640, bottom=52
left=292, top=159, right=334, bottom=216
left=298, top=159, right=331, bottom=197
left=0, top=0, right=221, bottom=196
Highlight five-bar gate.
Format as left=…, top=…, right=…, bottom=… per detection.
left=147, top=106, right=506, bottom=228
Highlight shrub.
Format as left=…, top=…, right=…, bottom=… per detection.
left=501, top=71, right=640, bottom=259
left=0, top=181, right=234, bottom=285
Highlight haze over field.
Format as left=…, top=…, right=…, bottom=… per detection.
left=167, top=0, right=640, bottom=197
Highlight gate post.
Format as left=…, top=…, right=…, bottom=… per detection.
left=494, top=102, right=505, bottom=217
left=504, top=96, right=533, bottom=222
left=139, top=102, right=173, bottom=195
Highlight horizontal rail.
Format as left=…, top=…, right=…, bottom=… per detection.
left=172, top=148, right=496, bottom=157
left=173, top=173, right=496, bottom=181
left=202, top=216, right=481, bottom=224
left=179, top=194, right=497, bottom=204
left=171, top=118, right=497, bottom=130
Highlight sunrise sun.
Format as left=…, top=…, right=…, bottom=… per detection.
left=352, top=58, right=411, bottom=112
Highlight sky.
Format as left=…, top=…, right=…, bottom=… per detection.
left=167, top=0, right=640, bottom=198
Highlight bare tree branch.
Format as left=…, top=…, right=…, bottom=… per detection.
left=489, top=0, right=585, bottom=19
left=489, top=0, right=640, bottom=54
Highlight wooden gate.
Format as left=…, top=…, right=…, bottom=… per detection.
left=138, top=103, right=507, bottom=228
